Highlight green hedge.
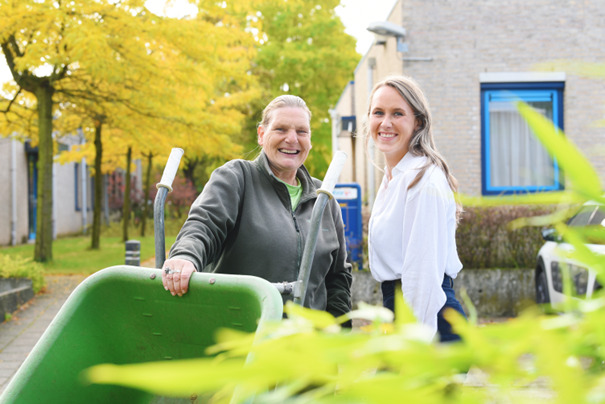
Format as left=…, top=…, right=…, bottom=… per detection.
left=456, top=205, right=557, bottom=269
left=0, top=254, right=46, bottom=293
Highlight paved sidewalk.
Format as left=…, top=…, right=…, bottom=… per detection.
left=0, top=275, right=86, bottom=394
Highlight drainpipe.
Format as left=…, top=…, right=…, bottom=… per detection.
left=78, top=128, right=87, bottom=234
left=329, top=108, right=340, bottom=156
left=366, top=58, right=377, bottom=211
left=11, top=135, right=17, bottom=246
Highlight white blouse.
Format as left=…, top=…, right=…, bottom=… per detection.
left=368, top=153, right=463, bottom=335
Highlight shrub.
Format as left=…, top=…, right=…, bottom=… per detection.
left=456, top=205, right=558, bottom=269
left=148, top=174, right=198, bottom=220
left=0, top=254, right=46, bottom=293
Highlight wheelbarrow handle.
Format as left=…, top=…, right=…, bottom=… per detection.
left=292, top=151, right=347, bottom=306
left=154, top=148, right=185, bottom=269
left=317, top=151, right=347, bottom=199
left=157, top=148, right=184, bottom=192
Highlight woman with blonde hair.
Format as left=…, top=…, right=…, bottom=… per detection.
left=366, top=75, right=466, bottom=341
left=161, top=95, right=352, bottom=324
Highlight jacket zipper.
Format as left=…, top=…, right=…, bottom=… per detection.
left=292, top=212, right=302, bottom=279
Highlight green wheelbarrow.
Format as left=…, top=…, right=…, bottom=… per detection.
left=0, top=148, right=347, bottom=404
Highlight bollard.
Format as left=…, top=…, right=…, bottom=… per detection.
left=125, top=240, right=141, bottom=266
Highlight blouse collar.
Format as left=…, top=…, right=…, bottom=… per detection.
left=384, top=152, right=425, bottom=182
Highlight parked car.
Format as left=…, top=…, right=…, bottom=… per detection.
left=536, top=201, right=605, bottom=308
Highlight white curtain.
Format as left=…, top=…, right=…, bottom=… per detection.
left=489, top=101, right=555, bottom=188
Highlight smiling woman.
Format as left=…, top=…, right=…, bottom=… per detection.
left=365, top=75, right=467, bottom=342
left=369, top=85, right=419, bottom=173
left=161, top=95, right=352, bottom=325
left=257, top=101, right=313, bottom=186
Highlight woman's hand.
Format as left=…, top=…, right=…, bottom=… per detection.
left=162, top=258, right=197, bottom=297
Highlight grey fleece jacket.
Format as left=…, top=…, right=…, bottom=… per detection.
left=169, top=152, right=352, bottom=318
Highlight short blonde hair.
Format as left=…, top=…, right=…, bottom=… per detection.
left=259, top=95, right=312, bottom=127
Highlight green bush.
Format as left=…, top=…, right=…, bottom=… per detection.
left=0, top=254, right=46, bottom=293
left=456, top=205, right=558, bottom=269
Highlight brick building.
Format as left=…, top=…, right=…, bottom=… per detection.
left=331, top=0, right=605, bottom=204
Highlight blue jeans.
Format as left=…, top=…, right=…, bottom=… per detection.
left=381, top=275, right=467, bottom=342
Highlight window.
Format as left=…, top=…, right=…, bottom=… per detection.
left=481, top=81, right=564, bottom=195
left=57, top=142, right=70, bottom=153
left=567, top=205, right=597, bottom=227
left=340, top=116, right=356, bottom=133
left=589, top=206, right=605, bottom=227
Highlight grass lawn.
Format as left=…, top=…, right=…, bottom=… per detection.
left=0, top=235, right=177, bottom=274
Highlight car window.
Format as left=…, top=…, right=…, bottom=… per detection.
left=588, top=206, right=605, bottom=226
left=568, top=206, right=597, bottom=227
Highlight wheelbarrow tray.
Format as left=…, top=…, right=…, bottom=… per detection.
left=0, top=266, right=283, bottom=404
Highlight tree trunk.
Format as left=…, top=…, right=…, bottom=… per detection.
left=91, top=121, right=103, bottom=249
left=34, top=84, right=54, bottom=262
left=140, top=153, right=153, bottom=237
left=122, top=147, right=132, bottom=242
left=182, top=156, right=199, bottom=190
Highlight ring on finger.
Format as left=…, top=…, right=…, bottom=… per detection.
left=164, top=268, right=173, bottom=275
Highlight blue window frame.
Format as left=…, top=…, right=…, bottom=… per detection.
left=481, top=82, right=564, bottom=195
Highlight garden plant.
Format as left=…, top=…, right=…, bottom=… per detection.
left=83, top=104, right=605, bottom=404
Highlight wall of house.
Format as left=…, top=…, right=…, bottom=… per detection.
left=54, top=160, right=94, bottom=236
left=335, top=0, right=605, bottom=199
left=398, top=0, right=605, bottom=195
left=336, top=4, right=407, bottom=202
left=0, top=134, right=146, bottom=247
left=0, top=138, right=29, bottom=246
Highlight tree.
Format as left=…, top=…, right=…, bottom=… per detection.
left=0, top=32, right=60, bottom=261
left=1, top=0, right=261, bottom=255
left=139, top=151, right=156, bottom=238
left=0, top=0, right=154, bottom=260
left=242, top=0, right=360, bottom=177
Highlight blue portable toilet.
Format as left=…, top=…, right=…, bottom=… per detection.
left=334, top=183, right=363, bottom=270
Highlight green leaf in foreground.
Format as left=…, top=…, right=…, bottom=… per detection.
left=535, top=61, right=605, bottom=79
left=507, top=205, right=579, bottom=230
left=555, top=223, right=605, bottom=278
left=516, top=101, right=603, bottom=201
left=458, top=191, right=586, bottom=207
left=84, top=298, right=605, bottom=404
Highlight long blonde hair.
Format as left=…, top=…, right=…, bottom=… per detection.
left=363, top=75, right=462, bottom=217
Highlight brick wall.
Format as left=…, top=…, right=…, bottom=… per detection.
left=337, top=0, right=605, bottom=198
left=399, top=0, right=605, bottom=195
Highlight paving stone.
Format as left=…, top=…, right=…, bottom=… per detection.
left=0, top=353, right=29, bottom=361
left=0, top=363, right=21, bottom=374
left=0, top=369, right=18, bottom=378
left=0, top=346, right=32, bottom=354
left=0, top=274, right=86, bottom=393
left=9, top=337, right=41, bottom=347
